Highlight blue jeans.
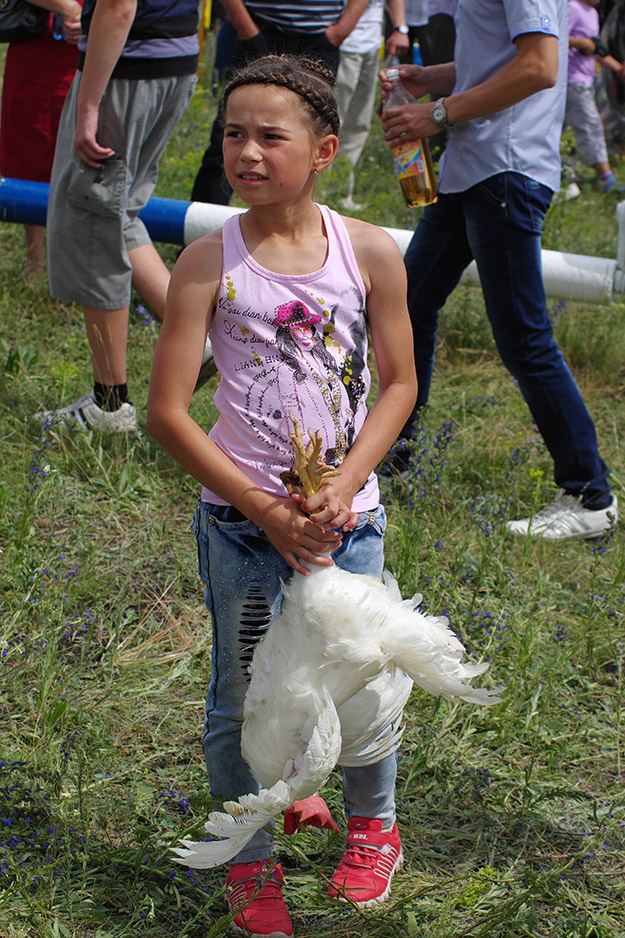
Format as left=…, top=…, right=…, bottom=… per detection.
left=192, top=501, right=397, bottom=862
left=403, top=171, right=610, bottom=506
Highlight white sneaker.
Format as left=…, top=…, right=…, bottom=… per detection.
left=560, top=181, right=581, bottom=202
left=506, top=493, right=618, bottom=541
left=194, top=335, right=217, bottom=391
left=35, top=393, right=137, bottom=432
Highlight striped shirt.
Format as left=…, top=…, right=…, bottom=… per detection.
left=245, top=0, right=345, bottom=33
left=78, top=0, right=199, bottom=79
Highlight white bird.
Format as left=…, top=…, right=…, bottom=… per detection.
left=172, top=423, right=502, bottom=870
left=172, top=564, right=501, bottom=868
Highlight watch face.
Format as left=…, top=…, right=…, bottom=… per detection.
left=432, top=102, right=446, bottom=125
left=398, top=24, right=409, bottom=34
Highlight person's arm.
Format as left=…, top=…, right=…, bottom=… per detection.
left=381, top=31, right=558, bottom=145
left=301, top=220, right=417, bottom=529
left=568, top=33, right=624, bottom=77
left=73, top=0, right=137, bottom=167
left=384, top=0, right=410, bottom=57
left=603, top=53, right=625, bottom=76
left=147, top=234, right=343, bottom=575
left=29, top=0, right=82, bottom=43
left=325, top=0, right=373, bottom=47
left=569, top=35, right=596, bottom=54
left=221, top=0, right=259, bottom=39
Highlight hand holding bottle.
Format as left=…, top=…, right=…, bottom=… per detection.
left=379, top=63, right=430, bottom=112
left=380, top=66, right=437, bottom=208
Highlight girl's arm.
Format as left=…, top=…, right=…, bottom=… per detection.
left=301, top=220, right=417, bottom=529
left=601, top=53, right=624, bottom=75
left=146, top=234, right=343, bottom=575
left=569, top=35, right=624, bottom=76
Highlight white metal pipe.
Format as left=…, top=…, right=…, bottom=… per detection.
left=185, top=203, right=622, bottom=305
left=461, top=251, right=617, bottom=305
left=376, top=225, right=617, bottom=304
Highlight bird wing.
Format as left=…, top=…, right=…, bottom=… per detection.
left=287, top=684, right=342, bottom=799
left=377, top=588, right=503, bottom=706
left=337, top=667, right=413, bottom=766
left=171, top=780, right=294, bottom=868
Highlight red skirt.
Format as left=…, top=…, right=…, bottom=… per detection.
left=0, top=22, right=79, bottom=182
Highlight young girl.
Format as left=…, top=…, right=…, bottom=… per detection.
left=147, top=55, right=416, bottom=938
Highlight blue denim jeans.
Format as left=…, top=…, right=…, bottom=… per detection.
left=403, top=171, right=610, bottom=507
left=192, top=500, right=397, bottom=862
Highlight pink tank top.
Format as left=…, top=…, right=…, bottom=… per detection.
left=202, top=204, right=379, bottom=511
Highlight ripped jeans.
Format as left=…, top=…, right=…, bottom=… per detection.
left=192, top=499, right=397, bottom=863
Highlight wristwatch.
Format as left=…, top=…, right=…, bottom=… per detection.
left=396, top=24, right=409, bottom=34
left=431, top=99, right=452, bottom=127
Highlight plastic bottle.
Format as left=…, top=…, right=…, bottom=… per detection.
left=52, top=13, right=64, bottom=39
left=384, top=68, right=437, bottom=208
left=412, top=41, right=423, bottom=67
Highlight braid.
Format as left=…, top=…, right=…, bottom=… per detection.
left=222, top=55, right=340, bottom=137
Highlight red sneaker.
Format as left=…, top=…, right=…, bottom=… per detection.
left=328, top=817, right=403, bottom=907
left=225, top=860, right=293, bottom=937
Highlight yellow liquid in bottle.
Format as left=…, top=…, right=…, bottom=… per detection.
left=392, top=138, right=438, bottom=208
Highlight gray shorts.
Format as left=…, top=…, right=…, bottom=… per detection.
left=564, top=81, right=608, bottom=167
left=47, top=71, right=196, bottom=309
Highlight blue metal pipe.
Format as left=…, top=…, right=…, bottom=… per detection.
left=0, top=178, right=50, bottom=226
left=0, top=176, right=191, bottom=246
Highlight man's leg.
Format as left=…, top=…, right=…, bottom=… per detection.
left=190, top=111, right=232, bottom=205
left=24, top=224, right=45, bottom=279
left=84, top=306, right=129, bottom=386
left=402, top=192, right=473, bottom=438
left=129, top=242, right=170, bottom=321
left=465, top=172, right=610, bottom=504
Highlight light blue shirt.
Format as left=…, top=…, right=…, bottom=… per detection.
left=440, top=0, right=567, bottom=194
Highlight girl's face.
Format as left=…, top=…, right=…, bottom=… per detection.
left=223, top=85, right=334, bottom=206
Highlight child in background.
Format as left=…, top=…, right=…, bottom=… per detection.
left=147, top=55, right=416, bottom=938
left=565, top=0, right=622, bottom=190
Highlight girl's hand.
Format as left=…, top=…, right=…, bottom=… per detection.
left=260, top=497, right=344, bottom=575
left=299, top=477, right=359, bottom=533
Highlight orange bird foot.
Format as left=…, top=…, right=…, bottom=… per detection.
left=283, top=796, right=340, bottom=835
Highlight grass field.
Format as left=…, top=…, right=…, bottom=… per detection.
left=1, top=35, right=625, bottom=938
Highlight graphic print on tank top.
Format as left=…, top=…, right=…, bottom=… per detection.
left=219, top=280, right=368, bottom=471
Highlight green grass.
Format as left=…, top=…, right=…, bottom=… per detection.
left=1, top=36, right=625, bottom=938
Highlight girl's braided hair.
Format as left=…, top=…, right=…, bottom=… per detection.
left=221, top=55, right=340, bottom=137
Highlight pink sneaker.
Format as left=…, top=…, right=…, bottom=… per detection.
left=225, top=860, right=293, bottom=937
left=328, top=817, right=403, bottom=907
